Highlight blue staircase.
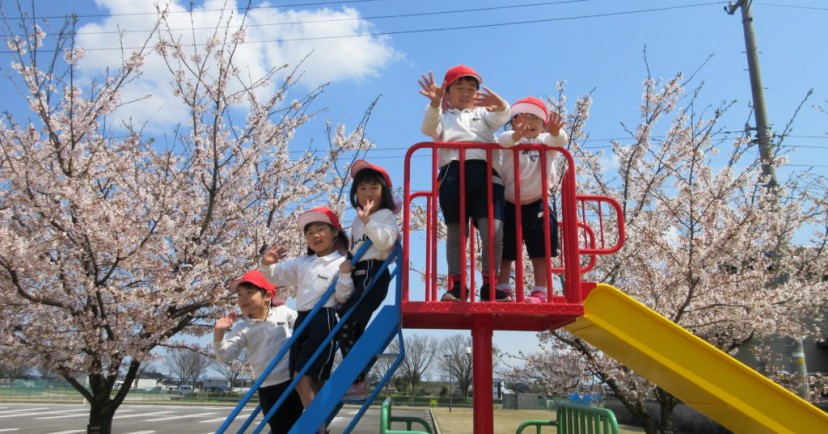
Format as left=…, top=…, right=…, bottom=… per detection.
left=217, top=240, right=404, bottom=434
left=292, top=305, right=404, bottom=434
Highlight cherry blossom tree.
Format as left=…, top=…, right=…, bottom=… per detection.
left=0, top=6, right=373, bottom=433
left=213, top=352, right=251, bottom=390
left=509, top=71, right=827, bottom=433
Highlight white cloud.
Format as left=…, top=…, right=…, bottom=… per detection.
left=600, top=151, right=620, bottom=176
left=73, top=0, right=401, bottom=132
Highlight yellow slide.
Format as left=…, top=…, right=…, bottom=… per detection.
left=565, top=283, right=828, bottom=434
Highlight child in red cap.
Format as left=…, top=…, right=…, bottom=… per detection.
left=418, top=65, right=511, bottom=302
left=496, top=96, right=569, bottom=303
left=213, top=270, right=303, bottom=434
left=337, top=159, right=401, bottom=398
left=259, top=207, right=352, bottom=434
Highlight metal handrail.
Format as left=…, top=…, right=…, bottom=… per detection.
left=217, top=239, right=376, bottom=433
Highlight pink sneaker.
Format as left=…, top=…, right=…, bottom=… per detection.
left=525, top=289, right=548, bottom=303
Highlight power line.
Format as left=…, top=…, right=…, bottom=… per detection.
left=69, top=1, right=593, bottom=36
left=183, top=3, right=731, bottom=45
left=0, top=2, right=724, bottom=54
left=5, top=0, right=388, bottom=20
left=756, top=2, right=828, bottom=12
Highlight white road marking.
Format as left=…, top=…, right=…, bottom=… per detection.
left=114, top=410, right=175, bottom=419
left=0, top=408, right=50, bottom=418
left=37, top=413, right=89, bottom=420
left=199, top=412, right=254, bottom=423
left=144, top=412, right=217, bottom=422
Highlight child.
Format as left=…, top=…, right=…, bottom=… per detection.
left=213, top=269, right=303, bottom=434
left=337, top=159, right=401, bottom=397
left=259, top=207, right=352, bottom=434
left=496, top=96, right=568, bottom=303
left=418, top=64, right=512, bottom=302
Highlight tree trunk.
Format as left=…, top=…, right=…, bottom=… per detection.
left=86, top=400, right=115, bottom=434
left=61, top=360, right=140, bottom=434
left=656, top=388, right=678, bottom=434
left=623, top=397, right=658, bottom=434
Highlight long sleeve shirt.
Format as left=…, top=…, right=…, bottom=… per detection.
left=497, top=129, right=569, bottom=204
left=421, top=104, right=511, bottom=169
left=260, top=252, right=353, bottom=311
left=212, top=305, right=297, bottom=387
left=350, top=208, right=400, bottom=262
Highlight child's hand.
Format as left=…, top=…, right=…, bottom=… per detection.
left=475, top=86, right=508, bottom=112
left=418, top=71, right=445, bottom=108
left=340, top=260, right=355, bottom=274
left=547, top=112, right=566, bottom=136
left=214, top=312, right=237, bottom=333
left=262, top=245, right=287, bottom=266
left=357, top=199, right=374, bottom=224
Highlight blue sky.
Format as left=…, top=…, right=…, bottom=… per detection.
left=2, top=0, right=826, bottom=372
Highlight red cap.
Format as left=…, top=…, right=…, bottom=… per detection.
left=511, top=97, right=549, bottom=125
left=228, top=270, right=276, bottom=297
left=443, top=65, right=482, bottom=88
left=350, top=159, right=392, bottom=188
left=298, top=206, right=342, bottom=231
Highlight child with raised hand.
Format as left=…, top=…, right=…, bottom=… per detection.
left=496, top=97, right=568, bottom=303
left=418, top=64, right=511, bottom=302
left=336, top=159, right=401, bottom=398
left=213, top=270, right=303, bottom=434
left=259, top=207, right=352, bottom=434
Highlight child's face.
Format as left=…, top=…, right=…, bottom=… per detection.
left=356, top=180, right=383, bottom=214
left=445, top=78, right=478, bottom=110
left=304, top=222, right=338, bottom=256
left=513, top=113, right=546, bottom=139
left=235, top=285, right=270, bottom=319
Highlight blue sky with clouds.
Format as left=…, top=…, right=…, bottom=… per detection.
left=2, top=0, right=826, bottom=371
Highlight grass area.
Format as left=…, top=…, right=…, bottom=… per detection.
left=430, top=407, right=645, bottom=434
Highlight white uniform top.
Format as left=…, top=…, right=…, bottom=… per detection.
left=350, top=209, right=400, bottom=262
left=213, top=305, right=298, bottom=387
left=260, top=252, right=353, bottom=311
left=497, top=130, right=569, bottom=204
left=421, top=104, right=511, bottom=169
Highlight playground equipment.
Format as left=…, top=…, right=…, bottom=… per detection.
left=217, top=240, right=406, bottom=434
left=380, top=397, right=433, bottom=434
left=219, top=142, right=828, bottom=434
left=400, top=142, right=624, bottom=434
left=515, top=402, right=619, bottom=434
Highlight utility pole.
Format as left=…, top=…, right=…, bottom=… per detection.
left=726, top=0, right=809, bottom=399
left=725, top=0, right=777, bottom=188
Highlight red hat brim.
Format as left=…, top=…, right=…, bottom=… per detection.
left=350, top=159, right=393, bottom=188
left=298, top=206, right=342, bottom=231
left=229, top=270, right=275, bottom=296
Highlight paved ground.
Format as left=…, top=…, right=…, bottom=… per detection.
left=0, top=402, right=434, bottom=433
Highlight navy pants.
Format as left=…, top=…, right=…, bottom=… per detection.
left=337, top=260, right=391, bottom=380
left=258, top=380, right=303, bottom=434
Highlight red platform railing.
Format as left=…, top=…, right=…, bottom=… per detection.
left=400, top=141, right=624, bottom=434
left=402, top=141, right=624, bottom=309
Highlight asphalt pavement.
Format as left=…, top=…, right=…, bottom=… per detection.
left=0, top=401, right=436, bottom=434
